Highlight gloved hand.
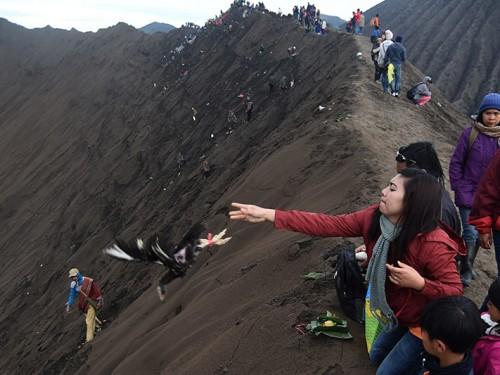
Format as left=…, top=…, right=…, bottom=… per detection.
left=65, top=304, right=70, bottom=313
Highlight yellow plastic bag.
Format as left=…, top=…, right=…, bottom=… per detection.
left=387, top=63, right=395, bottom=84
left=365, top=285, right=383, bottom=353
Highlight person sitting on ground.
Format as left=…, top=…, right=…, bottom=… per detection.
left=65, top=268, right=104, bottom=343
left=420, top=296, right=484, bottom=374
left=449, top=93, right=500, bottom=286
left=384, top=35, right=406, bottom=97
left=407, top=76, right=432, bottom=106
left=230, top=168, right=464, bottom=374
left=469, top=149, right=500, bottom=276
left=473, top=277, right=500, bottom=374
left=395, top=142, right=461, bottom=235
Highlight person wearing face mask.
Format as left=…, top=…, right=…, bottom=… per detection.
left=449, top=93, right=500, bottom=286
left=230, top=168, right=464, bottom=375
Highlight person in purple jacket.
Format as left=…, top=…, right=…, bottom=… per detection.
left=449, top=93, right=500, bottom=286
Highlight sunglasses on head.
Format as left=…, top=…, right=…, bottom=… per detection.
left=395, top=150, right=416, bottom=165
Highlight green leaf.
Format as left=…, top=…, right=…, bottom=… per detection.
left=320, top=331, right=353, bottom=340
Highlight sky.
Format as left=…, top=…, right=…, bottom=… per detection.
left=0, top=0, right=383, bottom=32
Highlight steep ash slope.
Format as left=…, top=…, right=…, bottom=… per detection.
left=0, top=8, right=475, bottom=375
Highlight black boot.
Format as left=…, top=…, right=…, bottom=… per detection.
left=460, top=242, right=478, bottom=286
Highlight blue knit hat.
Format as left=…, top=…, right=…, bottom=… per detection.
left=479, top=93, right=500, bottom=114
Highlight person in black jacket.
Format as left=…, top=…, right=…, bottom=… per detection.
left=384, top=36, right=407, bottom=97
left=395, top=142, right=461, bottom=235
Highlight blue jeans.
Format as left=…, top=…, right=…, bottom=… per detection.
left=459, top=207, right=478, bottom=247
left=494, top=230, right=500, bottom=276
left=369, top=326, right=424, bottom=375
left=381, top=68, right=389, bottom=92
left=391, top=64, right=402, bottom=94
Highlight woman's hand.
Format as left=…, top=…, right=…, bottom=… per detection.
left=479, top=232, right=492, bottom=249
left=386, top=261, right=425, bottom=291
left=229, top=203, right=276, bottom=223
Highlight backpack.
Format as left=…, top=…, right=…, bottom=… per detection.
left=464, top=126, right=479, bottom=164
left=406, top=84, right=419, bottom=100
left=334, top=246, right=366, bottom=323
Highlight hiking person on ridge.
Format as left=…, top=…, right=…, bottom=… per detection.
left=370, top=14, right=380, bottom=30
left=354, top=10, right=361, bottom=34
left=377, top=30, right=394, bottom=94
left=65, top=268, right=104, bottom=343
left=371, top=29, right=382, bottom=82
left=449, top=93, right=500, bottom=286
left=384, top=35, right=406, bottom=97
left=359, top=11, right=365, bottom=34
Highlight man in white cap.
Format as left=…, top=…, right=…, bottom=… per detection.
left=65, top=268, right=103, bottom=343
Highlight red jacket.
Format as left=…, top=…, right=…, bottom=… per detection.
left=78, top=277, right=103, bottom=312
left=469, top=150, right=500, bottom=234
left=274, top=205, right=464, bottom=327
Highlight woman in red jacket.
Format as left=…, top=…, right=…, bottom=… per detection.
left=230, top=168, right=464, bottom=375
left=469, top=149, right=500, bottom=275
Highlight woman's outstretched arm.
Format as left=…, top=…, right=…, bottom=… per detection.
left=229, top=203, right=276, bottom=223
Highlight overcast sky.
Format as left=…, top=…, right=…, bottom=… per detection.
left=1, top=0, right=383, bottom=31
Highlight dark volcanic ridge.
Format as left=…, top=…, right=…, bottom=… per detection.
left=0, top=5, right=489, bottom=375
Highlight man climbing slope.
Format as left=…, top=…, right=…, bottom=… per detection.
left=65, top=268, right=104, bottom=343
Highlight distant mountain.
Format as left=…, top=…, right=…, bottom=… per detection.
left=322, top=14, right=345, bottom=29
left=140, top=21, right=175, bottom=34
left=363, top=0, right=500, bottom=114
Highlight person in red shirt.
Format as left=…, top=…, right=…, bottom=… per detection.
left=469, top=149, right=500, bottom=276
left=230, top=168, right=464, bottom=374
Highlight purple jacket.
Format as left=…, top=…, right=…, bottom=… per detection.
left=449, top=126, right=500, bottom=208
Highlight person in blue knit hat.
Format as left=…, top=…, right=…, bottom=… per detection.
left=449, top=92, right=500, bottom=286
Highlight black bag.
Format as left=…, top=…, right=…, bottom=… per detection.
left=406, top=84, right=418, bottom=100
left=334, top=246, right=366, bottom=322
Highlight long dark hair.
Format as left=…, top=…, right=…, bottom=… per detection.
left=369, top=168, right=443, bottom=263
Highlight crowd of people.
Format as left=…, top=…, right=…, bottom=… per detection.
left=61, top=4, right=500, bottom=374
left=346, top=8, right=366, bottom=34
left=292, top=4, right=327, bottom=34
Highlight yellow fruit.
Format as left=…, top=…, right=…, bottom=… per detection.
left=323, top=320, right=335, bottom=327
